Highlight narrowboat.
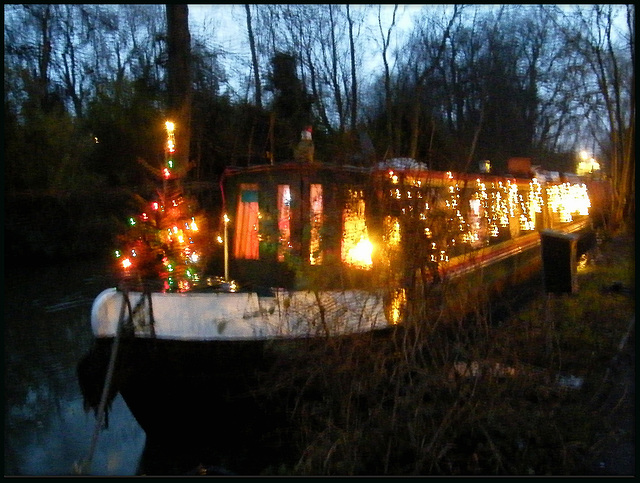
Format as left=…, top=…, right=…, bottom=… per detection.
left=89, top=158, right=596, bottom=342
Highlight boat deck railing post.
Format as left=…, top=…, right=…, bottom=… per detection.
left=224, top=213, right=230, bottom=281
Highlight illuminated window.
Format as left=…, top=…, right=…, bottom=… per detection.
left=277, top=185, right=291, bottom=261
left=342, top=190, right=372, bottom=269
left=546, top=183, right=590, bottom=224
left=464, top=197, right=483, bottom=246
left=520, top=179, right=542, bottom=231
left=384, top=216, right=401, bottom=248
left=234, top=183, right=259, bottom=259
left=378, top=215, right=401, bottom=271
left=469, top=197, right=481, bottom=217
left=309, top=184, right=323, bottom=265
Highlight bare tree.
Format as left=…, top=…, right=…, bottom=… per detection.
left=412, top=5, right=460, bottom=163
left=563, top=5, right=634, bottom=226
left=376, top=4, right=399, bottom=158
left=391, top=5, right=597, bottom=172
left=6, top=4, right=57, bottom=111
left=250, top=5, right=365, bottom=139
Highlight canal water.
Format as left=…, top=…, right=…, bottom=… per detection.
left=4, top=258, right=146, bottom=476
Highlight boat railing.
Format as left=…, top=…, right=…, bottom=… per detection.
left=116, top=282, right=157, bottom=338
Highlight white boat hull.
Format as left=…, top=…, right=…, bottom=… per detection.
left=91, top=287, right=390, bottom=340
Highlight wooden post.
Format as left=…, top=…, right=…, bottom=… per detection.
left=224, top=214, right=229, bottom=281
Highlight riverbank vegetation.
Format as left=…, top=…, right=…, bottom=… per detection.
left=252, top=227, right=634, bottom=475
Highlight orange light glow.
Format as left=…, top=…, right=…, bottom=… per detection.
left=546, top=183, right=590, bottom=222
left=388, top=289, right=406, bottom=325
left=342, top=192, right=373, bottom=270
left=309, top=183, right=323, bottom=265
left=347, top=237, right=373, bottom=268
left=277, top=185, right=291, bottom=262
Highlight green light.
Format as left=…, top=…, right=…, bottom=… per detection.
left=129, top=217, right=136, bottom=226
left=115, top=250, right=121, bottom=258
left=167, top=160, right=174, bottom=168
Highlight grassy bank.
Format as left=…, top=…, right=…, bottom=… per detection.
left=256, top=227, right=634, bottom=476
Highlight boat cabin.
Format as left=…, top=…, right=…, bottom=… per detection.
left=222, top=162, right=378, bottom=292
left=220, top=159, right=594, bottom=296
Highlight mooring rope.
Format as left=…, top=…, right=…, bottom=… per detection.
left=76, top=288, right=131, bottom=475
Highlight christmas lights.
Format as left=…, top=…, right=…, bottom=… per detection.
left=376, top=167, right=591, bottom=286
left=113, top=120, right=210, bottom=292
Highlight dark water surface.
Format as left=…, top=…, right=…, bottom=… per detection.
left=4, top=259, right=145, bottom=476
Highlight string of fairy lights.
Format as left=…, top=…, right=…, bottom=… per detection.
left=382, top=169, right=591, bottom=267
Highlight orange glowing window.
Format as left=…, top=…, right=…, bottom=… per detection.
left=234, top=184, right=260, bottom=259
left=277, top=185, right=292, bottom=261
left=309, top=184, right=323, bottom=265
left=342, top=190, right=372, bottom=270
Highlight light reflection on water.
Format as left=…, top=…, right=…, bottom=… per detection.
left=4, top=259, right=145, bottom=476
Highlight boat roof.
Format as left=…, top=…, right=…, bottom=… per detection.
left=221, top=160, right=532, bottom=189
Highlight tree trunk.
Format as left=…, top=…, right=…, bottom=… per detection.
left=166, top=4, right=192, bottom=177
left=245, top=4, right=262, bottom=109
left=346, top=5, right=358, bottom=134
left=377, top=5, right=397, bottom=158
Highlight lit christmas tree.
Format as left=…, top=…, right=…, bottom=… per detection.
left=114, top=121, right=211, bottom=292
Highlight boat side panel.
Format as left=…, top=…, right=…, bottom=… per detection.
left=90, top=289, right=389, bottom=340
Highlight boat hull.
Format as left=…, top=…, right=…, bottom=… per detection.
left=79, top=229, right=549, bottom=436
left=77, top=328, right=396, bottom=474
